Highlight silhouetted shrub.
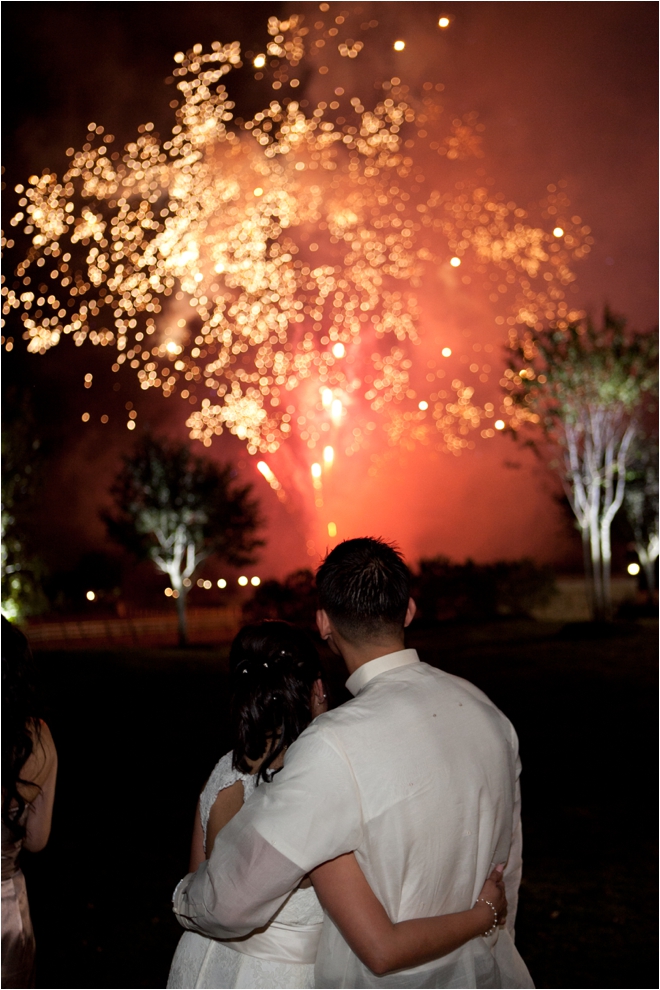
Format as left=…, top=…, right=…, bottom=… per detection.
left=412, top=557, right=557, bottom=622
left=242, top=569, right=317, bottom=627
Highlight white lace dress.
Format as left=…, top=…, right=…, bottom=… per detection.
left=167, top=753, right=323, bottom=989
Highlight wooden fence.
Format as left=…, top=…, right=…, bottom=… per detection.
left=25, top=606, right=242, bottom=649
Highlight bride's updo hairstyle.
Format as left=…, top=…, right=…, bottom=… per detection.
left=229, top=620, right=322, bottom=782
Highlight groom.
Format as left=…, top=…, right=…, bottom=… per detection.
left=174, top=537, right=533, bottom=988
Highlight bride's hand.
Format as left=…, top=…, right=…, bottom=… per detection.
left=475, top=865, right=507, bottom=929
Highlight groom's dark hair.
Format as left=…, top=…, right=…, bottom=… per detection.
left=316, top=537, right=411, bottom=642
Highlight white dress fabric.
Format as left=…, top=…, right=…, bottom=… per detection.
left=167, top=752, right=323, bottom=988
left=174, top=650, right=534, bottom=988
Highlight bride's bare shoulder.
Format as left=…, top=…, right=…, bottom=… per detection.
left=206, top=780, right=245, bottom=856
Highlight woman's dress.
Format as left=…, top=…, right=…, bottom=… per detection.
left=167, top=752, right=323, bottom=989
left=2, top=811, right=36, bottom=989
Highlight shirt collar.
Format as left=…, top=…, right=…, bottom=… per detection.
left=345, top=648, right=420, bottom=697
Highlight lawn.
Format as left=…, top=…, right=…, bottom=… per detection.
left=24, top=618, right=657, bottom=989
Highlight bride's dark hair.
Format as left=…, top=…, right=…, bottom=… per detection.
left=2, top=617, right=42, bottom=839
left=229, top=620, right=322, bottom=782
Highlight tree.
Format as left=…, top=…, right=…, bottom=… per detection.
left=106, top=434, right=263, bottom=644
left=506, top=309, right=658, bottom=619
left=242, top=569, right=317, bottom=627
left=624, top=435, right=659, bottom=597
left=1, top=391, right=50, bottom=620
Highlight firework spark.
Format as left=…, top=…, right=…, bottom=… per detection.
left=2, top=10, right=589, bottom=468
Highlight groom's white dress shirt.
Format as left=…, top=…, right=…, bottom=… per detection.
left=174, top=649, right=534, bottom=988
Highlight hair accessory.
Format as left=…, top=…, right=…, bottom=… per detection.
left=475, top=898, right=498, bottom=937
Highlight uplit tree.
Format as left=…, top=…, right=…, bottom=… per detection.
left=624, top=436, right=659, bottom=596
left=106, top=434, right=262, bottom=644
left=506, top=310, right=658, bottom=619
left=1, top=392, right=50, bottom=620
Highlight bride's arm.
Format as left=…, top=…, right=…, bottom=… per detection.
left=311, top=855, right=505, bottom=976
left=189, top=802, right=205, bottom=873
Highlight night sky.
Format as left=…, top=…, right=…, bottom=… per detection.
left=3, top=2, right=658, bottom=591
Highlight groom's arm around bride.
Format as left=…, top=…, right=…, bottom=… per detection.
left=174, top=537, right=534, bottom=989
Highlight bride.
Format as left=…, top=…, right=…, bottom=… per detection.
left=167, top=621, right=506, bottom=989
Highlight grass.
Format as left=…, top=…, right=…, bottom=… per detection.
left=23, top=618, right=657, bottom=988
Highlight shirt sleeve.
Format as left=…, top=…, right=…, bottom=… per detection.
left=173, top=720, right=363, bottom=939
left=503, top=739, right=523, bottom=937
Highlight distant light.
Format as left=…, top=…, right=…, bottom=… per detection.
left=257, top=460, right=275, bottom=483
left=418, top=400, right=429, bottom=411
left=438, top=16, right=451, bottom=28
left=165, top=340, right=180, bottom=354
left=253, top=187, right=264, bottom=197
left=250, top=576, right=261, bottom=586
left=86, top=590, right=96, bottom=601
left=203, top=579, right=212, bottom=589
left=253, top=54, right=266, bottom=68
left=197, top=578, right=205, bottom=587
left=127, top=421, right=136, bottom=430
left=627, top=562, right=641, bottom=576
left=323, top=445, right=334, bottom=465
left=171, top=589, right=179, bottom=599
left=82, top=412, right=90, bottom=422
left=238, top=575, right=249, bottom=586
left=164, top=587, right=173, bottom=597
left=553, top=227, right=564, bottom=237
left=332, top=342, right=345, bottom=358
left=321, top=387, right=333, bottom=408
left=494, top=420, right=505, bottom=430
left=393, top=40, right=406, bottom=51
left=217, top=578, right=227, bottom=589
left=441, top=347, right=452, bottom=357
left=328, top=522, right=337, bottom=538
left=331, top=398, right=343, bottom=424
left=311, top=462, right=322, bottom=479
left=450, top=256, right=461, bottom=267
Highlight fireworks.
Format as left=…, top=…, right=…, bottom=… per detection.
left=2, top=9, right=589, bottom=465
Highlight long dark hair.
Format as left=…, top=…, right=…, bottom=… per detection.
left=229, top=621, right=322, bottom=783
left=1, top=617, right=42, bottom=839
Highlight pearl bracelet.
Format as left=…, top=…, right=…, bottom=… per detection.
left=475, top=897, right=498, bottom=937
